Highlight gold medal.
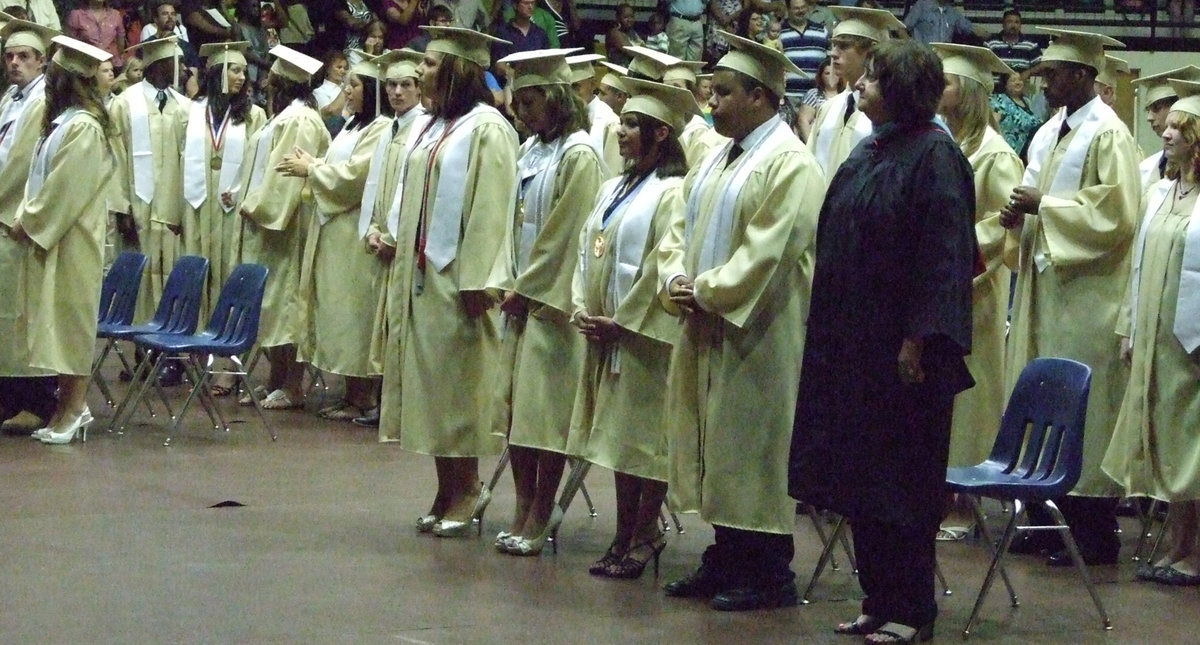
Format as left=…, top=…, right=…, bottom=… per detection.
left=210, top=156, right=222, bottom=171
left=593, top=234, right=606, bottom=258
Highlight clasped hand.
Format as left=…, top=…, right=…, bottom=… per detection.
left=575, top=312, right=620, bottom=343
left=276, top=146, right=316, bottom=178
left=668, top=276, right=699, bottom=315
left=1000, top=186, right=1042, bottom=229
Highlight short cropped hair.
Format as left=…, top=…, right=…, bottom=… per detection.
left=864, top=39, right=944, bottom=125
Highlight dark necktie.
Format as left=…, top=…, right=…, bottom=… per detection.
left=391, top=119, right=400, bottom=138
left=12, top=90, right=23, bottom=101
left=844, top=94, right=856, bottom=124
left=157, top=89, right=168, bottom=113
left=1057, top=120, right=1071, bottom=143
left=726, top=143, right=744, bottom=168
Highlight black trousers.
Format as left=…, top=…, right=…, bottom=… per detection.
left=700, top=524, right=795, bottom=589
left=1025, top=495, right=1119, bottom=555
left=0, top=376, right=57, bottom=421
left=852, top=515, right=940, bottom=629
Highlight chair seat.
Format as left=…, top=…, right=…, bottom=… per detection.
left=946, top=465, right=1073, bottom=502
left=97, top=322, right=168, bottom=339
left=135, top=331, right=254, bottom=357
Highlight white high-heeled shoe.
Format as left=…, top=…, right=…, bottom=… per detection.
left=32, top=408, right=92, bottom=441
left=433, top=487, right=492, bottom=538
left=39, top=409, right=93, bottom=445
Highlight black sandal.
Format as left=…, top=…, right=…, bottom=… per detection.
left=588, top=541, right=626, bottom=576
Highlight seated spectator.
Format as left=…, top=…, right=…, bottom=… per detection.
left=314, top=49, right=350, bottom=130
left=362, top=19, right=386, bottom=56
left=497, top=0, right=562, bottom=49
left=745, top=9, right=766, bottom=42
left=276, top=0, right=315, bottom=53
left=796, top=55, right=840, bottom=141
left=445, top=0, right=487, bottom=31
left=990, top=72, right=1040, bottom=160
left=984, top=8, right=1041, bottom=74
left=112, top=53, right=143, bottom=93
left=779, top=0, right=828, bottom=104
left=708, top=0, right=744, bottom=60
left=381, top=0, right=422, bottom=50
left=492, top=0, right=553, bottom=86
left=606, top=2, right=645, bottom=66
left=644, top=11, right=669, bottom=52
left=180, top=0, right=235, bottom=50
left=67, top=0, right=127, bottom=68
left=903, top=0, right=973, bottom=44
left=140, top=0, right=191, bottom=41
left=763, top=17, right=784, bottom=51
left=23, top=0, right=60, bottom=29
left=333, top=0, right=378, bottom=56
left=408, top=3, right=452, bottom=51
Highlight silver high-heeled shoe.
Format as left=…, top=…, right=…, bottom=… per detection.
left=415, top=515, right=440, bottom=533
left=32, top=408, right=92, bottom=441
left=40, top=410, right=93, bottom=445
left=433, top=487, right=492, bottom=538
left=506, top=505, right=564, bottom=557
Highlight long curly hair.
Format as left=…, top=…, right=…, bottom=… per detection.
left=1165, top=111, right=1200, bottom=184
left=43, top=61, right=110, bottom=137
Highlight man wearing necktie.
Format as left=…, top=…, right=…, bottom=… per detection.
left=0, top=19, right=59, bottom=427
left=1000, top=28, right=1140, bottom=568
left=659, top=31, right=826, bottom=612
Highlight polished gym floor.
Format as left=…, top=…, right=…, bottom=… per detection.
left=1, top=367, right=1195, bottom=644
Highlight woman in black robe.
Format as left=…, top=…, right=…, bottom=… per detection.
left=789, top=40, right=977, bottom=644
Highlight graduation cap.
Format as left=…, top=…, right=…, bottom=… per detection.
left=566, top=53, right=604, bottom=84
left=1169, top=78, right=1200, bottom=119
left=1, top=17, right=59, bottom=54
left=375, top=48, right=423, bottom=80
left=269, top=44, right=322, bottom=84
left=663, top=59, right=706, bottom=88
left=199, top=41, right=250, bottom=94
left=50, top=34, right=111, bottom=78
left=1132, top=65, right=1200, bottom=107
left=622, top=77, right=700, bottom=134
left=598, top=61, right=630, bottom=94
left=830, top=6, right=905, bottom=43
left=931, top=43, right=1016, bottom=89
left=499, top=48, right=579, bottom=91
left=714, top=30, right=805, bottom=100
left=1095, top=55, right=1130, bottom=89
left=623, top=45, right=678, bottom=81
left=1034, top=27, right=1124, bottom=74
left=423, top=26, right=509, bottom=70
left=349, top=50, right=387, bottom=115
left=127, top=35, right=184, bottom=87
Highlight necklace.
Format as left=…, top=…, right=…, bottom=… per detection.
left=1178, top=180, right=1196, bottom=199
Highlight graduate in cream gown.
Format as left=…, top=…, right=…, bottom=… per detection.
left=0, top=19, right=53, bottom=381
left=567, top=79, right=689, bottom=578
left=12, top=36, right=116, bottom=444
left=108, top=36, right=191, bottom=323
left=662, top=60, right=727, bottom=167
left=377, top=27, right=518, bottom=538
left=806, top=7, right=902, bottom=183
left=230, top=45, right=330, bottom=410
left=280, top=54, right=393, bottom=421
left=932, top=44, right=1025, bottom=539
left=1105, top=86, right=1200, bottom=584
left=567, top=54, right=621, bottom=177
left=658, top=32, right=825, bottom=605
left=491, top=50, right=602, bottom=557
left=360, top=49, right=428, bottom=433
left=1000, top=29, right=1139, bottom=563
left=180, top=42, right=267, bottom=324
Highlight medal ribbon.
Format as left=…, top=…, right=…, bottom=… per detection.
left=209, top=106, right=231, bottom=159
left=407, top=116, right=458, bottom=272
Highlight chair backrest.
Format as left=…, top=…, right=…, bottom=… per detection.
left=98, top=252, right=147, bottom=326
left=150, top=255, right=209, bottom=334
left=203, top=263, right=269, bottom=355
left=985, top=357, right=1092, bottom=498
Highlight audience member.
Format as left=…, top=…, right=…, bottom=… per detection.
left=332, top=0, right=377, bottom=57
left=408, top=4, right=452, bottom=51
left=990, top=71, right=1040, bottom=160
left=492, top=0, right=553, bottom=85
left=796, top=55, right=839, bottom=141
left=179, top=0, right=235, bottom=50
left=645, top=11, right=669, bottom=52
left=904, top=0, right=974, bottom=45
left=665, top=0, right=704, bottom=61
left=984, top=8, right=1040, bottom=74
left=779, top=0, right=828, bottom=102
left=380, top=0, right=422, bottom=50
left=606, top=3, right=645, bottom=66
left=67, top=0, right=126, bottom=68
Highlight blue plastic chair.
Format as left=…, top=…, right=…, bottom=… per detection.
left=90, top=252, right=147, bottom=409
left=946, top=357, right=1107, bottom=638
left=105, top=255, right=209, bottom=429
left=126, top=264, right=275, bottom=446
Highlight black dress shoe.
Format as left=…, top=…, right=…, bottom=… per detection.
left=663, top=566, right=724, bottom=598
left=1007, top=530, right=1062, bottom=556
left=711, top=581, right=799, bottom=611
left=1046, top=547, right=1119, bottom=567
left=352, top=407, right=380, bottom=428
left=156, top=361, right=184, bottom=387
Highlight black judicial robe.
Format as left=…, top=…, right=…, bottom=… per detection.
left=788, top=121, right=978, bottom=527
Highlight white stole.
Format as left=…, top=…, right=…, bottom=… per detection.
left=516, top=130, right=592, bottom=272
left=1140, top=151, right=1165, bottom=192
left=182, top=100, right=247, bottom=211
left=361, top=106, right=426, bottom=239
left=813, top=90, right=869, bottom=176
left=394, top=104, right=506, bottom=272
left=246, top=100, right=305, bottom=195
left=1020, top=98, right=1115, bottom=273
left=686, top=116, right=792, bottom=273
left=128, top=82, right=186, bottom=204
left=0, top=75, right=44, bottom=168
left=587, top=97, right=617, bottom=153
left=316, top=121, right=367, bottom=225
left=1128, top=179, right=1200, bottom=353
left=25, top=108, right=83, bottom=200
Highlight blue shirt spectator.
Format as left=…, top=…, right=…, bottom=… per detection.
left=983, top=8, right=1042, bottom=73
left=903, top=0, right=973, bottom=44
left=779, top=0, right=828, bottom=102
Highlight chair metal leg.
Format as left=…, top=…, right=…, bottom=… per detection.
left=579, top=480, right=598, bottom=517
left=968, top=495, right=1018, bottom=604
left=556, top=458, right=591, bottom=515
left=485, top=446, right=511, bottom=494
left=109, top=350, right=161, bottom=433
left=805, top=505, right=842, bottom=572
left=166, top=358, right=211, bottom=447
left=802, top=515, right=846, bottom=604
left=196, top=355, right=232, bottom=432
left=962, top=498, right=1022, bottom=639
left=232, top=354, right=276, bottom=442
left=179, top=355, right=222, bottom=430
left=1132, top=499, right=1164, bottom=562
left=1043, top=500, right=1112, bottom=631
left=91, top=341, right=117, bottom=406
left=667, top=503, right=685, bottom=534
left=935, top=559, right=951, bottom=596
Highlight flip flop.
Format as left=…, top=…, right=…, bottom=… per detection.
left=936, top=526, right=971, bottom=542
left=239, top=385, right=269, bottom=406
left=210, top=384, right=234, bottom=398
left=261, top=389, right=303, bottom=411
left=318, top=401, right=365, bottom=421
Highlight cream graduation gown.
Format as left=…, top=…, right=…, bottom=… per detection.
left=679, top=114, right=728, bottom=169
left=377, top=105, right=518, bottom=455
left=1006, top=96, right=1140, bottom=497
left=806, top=89, right=871, bottom=184
left=658, top=116, right=826, bottom=534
